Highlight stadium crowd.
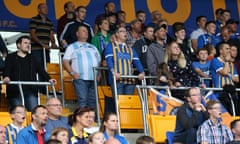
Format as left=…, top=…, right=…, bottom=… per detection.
left=0, top=1, right=240, bottom=143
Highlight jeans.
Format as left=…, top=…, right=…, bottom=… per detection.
left=8, top=91, right=38, bottom=111
left=73, top=79, right=96, bottom=109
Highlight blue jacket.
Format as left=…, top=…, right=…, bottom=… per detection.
left=16, top=124, right=50, bottom=144
left=104, top=132, right=128, bottom=144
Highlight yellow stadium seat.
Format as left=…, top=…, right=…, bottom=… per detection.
left=46, top=63, right=61, bottom=92
left=97, top=86, right=112, bottom=118
left=118, top=95, right=144, bottom=129
left=63, top=70, right=76, bottom=100
left=147, top=115, right=176, bottom=143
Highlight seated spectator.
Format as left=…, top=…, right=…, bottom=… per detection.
left=197, top=100, right=233, bottom=143
left=136, top=135, right=154, bottom=144
left=16, top=105, right=49, bottom=144
left=68, top=107, right=90, bottom=144
left=6, top=105, right=26, bottom=144
left=50, top=127, right=69, bottom=144
left=164, top=41, right=199, bottom=100
left=88, top=132, right=105, bottom=144
left=99, top=113, right=128, bottom=144
left=173, top=87, right=208, bottom=144
left=45, top=98, right=70, bottom=132
left=0, top=125, right=7, bottom=144
left=192, top=48, right=211, bottom=87
left=230, top=119, right=240, bottom=143
left=210, top=42, right=239, bottom=87
left=84, top=107, right=99, bottom=134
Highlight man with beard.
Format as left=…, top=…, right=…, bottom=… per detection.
left=16, top=105, right=49, bottom=144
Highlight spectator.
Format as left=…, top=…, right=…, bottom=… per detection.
left=210, top=42, right=239, bottom=87
left=133, top=25, right=154, bottom=71
left=197, top=100, right=233, bottom=143
left=45, top=98, right=69, bottom=132
left=226, top=18, right=240, bottom=39
left=146, top=25, right=166, bottom=76
left=164, top=41, right=199, bottom=100
left=60, top=6, right=94, bottom=47
left=190, top=16, right=207, bottom=52
left=50, top=127, right=69, bottom=144
left=0, top=125, right=6, bottom=144
left=3, top=35, right=56, bottom=111
left=215, top=8, right=224, bottom=34
left=230, top=119, right=240, bottom=143
left=157, top=62, right=175, bottom=89
left=63, top=25, right=101, bottom=109
left=173, top=87, right=208, bottom=144
left=93, top=1, right=116, bottom=34
left=117, top=10, right=126, bottom=28
left=84, top=107, right=99, bottom=134
left=221, top=9, right=231, bottom=26
left=6, top=105, right=26, bottom=144
left=136, top=135, right=154, bottom=144
left=172, top=22, right=195, bottom=61
left=99, top=113, right=128, bottom=144
left=68, top=107, right=90, bottom=144
left=105, top=26, right=145, bottom=112
left=29, top=3, right=57, bottom=67
left=197, top=21, right=221, bottom=49
left=158, top=18, right=173, bottom=44
left=147, top=10, right=161, bottom=28
left=136, top=10, right=146, bottom=34
left=126, top=19, right=143, bottom=48
left=57, top=1, right=75, bottom=45
left=88, top=132, right=105, bottom=144
left=16, top=105, right=49, bottom=144
left=105, top=12, right=117, bottom=35
left=192, top=48, right=211, bottom=87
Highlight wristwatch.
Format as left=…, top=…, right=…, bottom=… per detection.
left=70, top=71, right=76, bottom=76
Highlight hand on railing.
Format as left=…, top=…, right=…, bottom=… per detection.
left=113, top=72, right=121, bottom=80
left=49, top=79, right=57, bottom=85
left=138, top=72, right=145, bottom=80
left=2, top=77, right=10, bottom=83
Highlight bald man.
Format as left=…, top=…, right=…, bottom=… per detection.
left=0, top=125, right=7, bottom=144
left=45, top=98, right=70, bottom=132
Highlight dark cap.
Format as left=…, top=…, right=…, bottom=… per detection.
left=226, top=18, right=239, bottom=25
left=154, top=24, right=167, bottom=33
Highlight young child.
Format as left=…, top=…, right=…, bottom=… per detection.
left=6, top=105, right=26, bottom=144
left=136, top=136, right=154, bottom=144
left=192, top=47, right=211, bottom=87
left=88, top=132, right=105, bottom=144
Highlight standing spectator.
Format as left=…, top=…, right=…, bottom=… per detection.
left=126, top=19, right=143, bottom=48
left=60, top=6, right=94, bottom=47
left=147, top=25, right=166, bottom=76
left=29, top=3, right=57, bottom=67
left=63, top=25, right=101, bottom=109
left=190, top=16, right=207, bottom=52
left=197, top=100, right=233, bottom=144
left=230, top=119, right=240, bottom=143
left=0, top=125, right=6, bottom=144
left=210, top=42, right=239, bottom=87
left=105, top=26, right=145, bottom=112
left=3, top=36, right=56, bottom=111
left=192, top=48, right=211, bottom=87
left=173, top=87, right=208, bottom=144
left=198, top=21, right=221, bottom=49
left=50, top=127, right=69, bottom=144
left=16, top=105, right=49, bottom=144
left=226, top=18, right=240, bottom=39
left=94, top=1, right=116, bottom=34
left=68, top=107, right=90, bottom=144
left=116, top=10, right=126, bottom=28
left=172, top=22, right=195, bottom=61
left=147, top=10, right=162, bottom=28
left=136, top=10, right=146, bottom=34
left=6, top=105, right=26, bottom=144
left=215, top=8, right=224, bottom=34
left=99, top=113, right=128, bottom=144
left=164, top=41, right=199, bottom=99
left=221, top=9, right=231, bottom=26
left=106, top=12, right=118, bottom=35
left=158, top=19, right=173, bottom=44
left=133, top=25, right=154, bottom=72
left=45, top=98, right=70, bottom=132
left=57, top=1, right=75, bottom=45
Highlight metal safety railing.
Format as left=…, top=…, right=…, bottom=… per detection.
left=0, top=81, right=57, bottom=106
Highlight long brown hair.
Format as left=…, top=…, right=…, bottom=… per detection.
left=156, top=62, right=175, bottom=85
left=99, top=112, right=118, bottom=133
left=164, top=41, right=186, bottom=68
left=68, top=107, right=90, bottom=126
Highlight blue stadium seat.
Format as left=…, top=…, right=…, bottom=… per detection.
left=166, top=131, right=174, bottom=144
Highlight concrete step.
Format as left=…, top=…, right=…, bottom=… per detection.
left=122, top=133, right=144, bottom=144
